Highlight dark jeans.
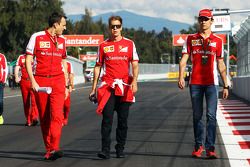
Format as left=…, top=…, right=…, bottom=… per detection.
left=189, top=84, right=218, bottom=150
left=101, top=90, right=131, bottom=152
left=0, top=83, right=4, bottom=116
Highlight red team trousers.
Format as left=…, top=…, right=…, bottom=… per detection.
left=34, top=74, right=65, bottom=152
left=20, top=78, right=38, bottom=124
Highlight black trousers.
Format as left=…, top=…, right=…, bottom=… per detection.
left=101, top=90, right=131, bottom=152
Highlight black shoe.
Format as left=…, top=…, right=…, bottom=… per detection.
left=31, top=119, right=39, bottom=126
left=25, top=122, right=31, bottom=127
left=97, top=151, right=110, bottom=159
left=47, top=150, right=64, bottom=161
left=116, top=151, right=125, bottom=158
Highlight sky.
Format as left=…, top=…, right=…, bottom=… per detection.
left=62, top=0, right=250, bottom=27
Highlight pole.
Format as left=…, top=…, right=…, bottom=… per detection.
left=172, top=45, right=175, bottom=64
left=226, top=32, right=230, bottom=77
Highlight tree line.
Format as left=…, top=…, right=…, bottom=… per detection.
left=0, top=0, right=236, bottom=64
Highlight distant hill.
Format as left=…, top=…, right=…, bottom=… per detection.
left=67, top=10, right=191, bottom=34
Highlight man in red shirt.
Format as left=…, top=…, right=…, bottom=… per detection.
left=178, top=9, right=229, bottom=159
left=15, top=54, right=39, bottom=126
left=26, top=12, right=68, bottom=160
left=63, top=61, right=74, bottom=126
left=90, top=15, right=139, bottom=159
left=0, top=53, right=8, bottom=125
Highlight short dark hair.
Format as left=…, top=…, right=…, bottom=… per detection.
left=108, top=15, right=122, bottom=26
left=48, top=12, right=67, bottom=27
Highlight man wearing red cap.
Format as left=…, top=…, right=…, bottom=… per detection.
left=178, top=8, right=229, bottom=159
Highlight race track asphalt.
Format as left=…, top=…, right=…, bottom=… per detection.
left=0, top=81, right=230, bottom=167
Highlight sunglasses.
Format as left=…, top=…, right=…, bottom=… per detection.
left=198, top=17, right=210, bottom=22
left=110, top=24, right=122, bottom=29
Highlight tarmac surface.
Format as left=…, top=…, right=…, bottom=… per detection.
left=0, top=81, right=231, bottom=167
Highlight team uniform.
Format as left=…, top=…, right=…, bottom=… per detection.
left=0, top=53, right=8, bottom=124
left=182, top=32, right=223, bottom=153
left=96, top=37, right=139, bottom=155
left=63, top=61, right=73, bottom=125
left=182, top=33, right=223, bottom=85
left=16, top=54, right=38, bottom=126
left=26, top=29, right=67, bottom=153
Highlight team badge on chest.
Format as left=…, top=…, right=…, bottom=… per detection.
left=104, top=45, right=114, bottom=53
left=40, top=41, right=50, bottom=48
left=119, top=45, right=128, bottom=52
left=191, top=39, right=202, bottom=46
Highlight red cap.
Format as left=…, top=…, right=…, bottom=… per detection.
left=199, top=9, right=213, bottom=18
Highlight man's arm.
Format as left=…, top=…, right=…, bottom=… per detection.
left=178, top=54, right=189, bottom=89
left=62, top=59, right=68, bottom=82
left=89, top=65, right=101, bottom=96
left=131, top=61, right=139, bottom=93
left=14, top=65, right=21, bottom=83
left=62, top=59, right=69, bottom=98
left=217, top=59, right=229, bottom=99
left=26, top=55, right=39, bottom=90
left=69, top=73, right=74, bottom=89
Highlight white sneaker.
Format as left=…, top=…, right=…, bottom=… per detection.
left=0, top=115, right=4, bottom=125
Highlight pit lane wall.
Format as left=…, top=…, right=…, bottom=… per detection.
left=138, top=64, right=179, bottom=80
left=232, top=16, right=250, bottom=102
left=232, top=77, right=250, bottom=101
left=67, top=59, right=180, bottom=85
left=67, top=56, right=85, bottom=85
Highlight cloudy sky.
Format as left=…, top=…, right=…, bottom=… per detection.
left=62, top=0, right=250, bottom=26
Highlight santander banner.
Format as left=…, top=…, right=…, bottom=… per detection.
left=64, top=35, right=104, bottom=47
left=173, top=34, right=227, bottom=46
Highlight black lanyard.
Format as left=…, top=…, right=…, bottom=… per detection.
left=200, top=38, right=210, bottom=55
left=200, top=38, right=210, bottom=65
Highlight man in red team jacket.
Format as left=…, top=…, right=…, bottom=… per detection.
left=15, top=54, right=39, bottom=126
left=178, top=9, right=229, bottom=159
left=26, top=12, right=68, bottom=160
left=90, top=15, right=139, bottom=159
left=63, top=61, right=74, bottom=126
left=0, top=53, right=8, bottom=125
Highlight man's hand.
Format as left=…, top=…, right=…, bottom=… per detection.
left=178, top=78, right=185, bottom=89
left=222, top=88, right=229, bottom=99
left=15, top=77, right=20, bottom=83
left=131, top=80, right=138, bottom=93
left=31, top=80, right=39, bottom=91
left=65, top=88, right=69, bottom=99
left=89, top=89, right=97, bottom=103
left=89, top=89, right=96, bottom=98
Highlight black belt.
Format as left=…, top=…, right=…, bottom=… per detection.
left=35, top=73, right=63, bottom=78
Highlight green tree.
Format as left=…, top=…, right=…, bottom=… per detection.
left=0, top=0, right=64, bottom=61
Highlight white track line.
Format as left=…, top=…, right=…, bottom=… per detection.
left=218, top=99, right=250, bottom=167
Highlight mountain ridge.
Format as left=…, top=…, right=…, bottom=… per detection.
left=67, top=10, right=191, bottom=34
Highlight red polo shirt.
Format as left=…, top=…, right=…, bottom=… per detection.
left=0, top=53, right=8, bottom=83
left=96, top=37, right=139, bottom=80
left=182, top=33, right=223, bottom=85
left=16, top=54, right=29, bottom=79
left=26, top=30, right=67, bottom=76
